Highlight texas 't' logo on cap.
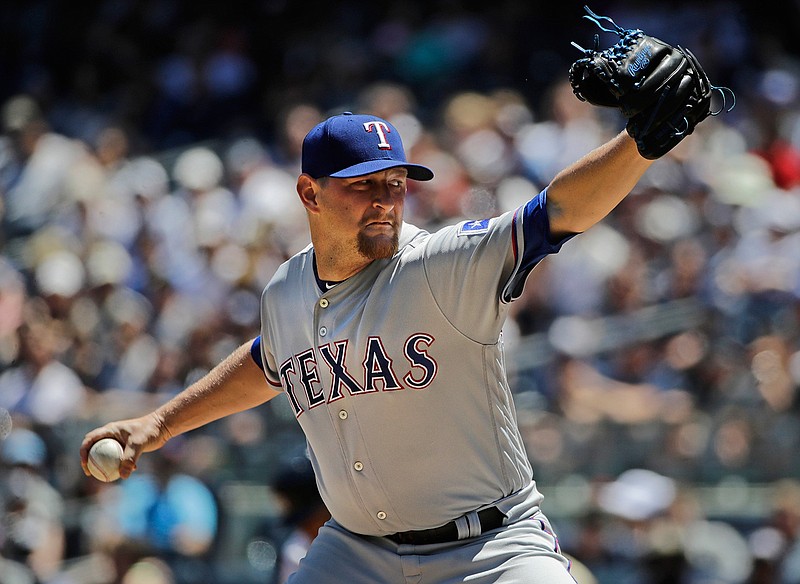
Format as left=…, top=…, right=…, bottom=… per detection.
left=302, top=112, right=433, bottom=181
left=363, top=121, right=392, bottom=150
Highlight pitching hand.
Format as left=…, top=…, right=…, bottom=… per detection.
left=80, top=412, right=172, bottom=479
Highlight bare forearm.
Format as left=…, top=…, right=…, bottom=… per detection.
left=155, top=340, right=280, bottom=438
left=546, top=131, right=653, bottom=237
left=81, top=339, right=280, bottom=479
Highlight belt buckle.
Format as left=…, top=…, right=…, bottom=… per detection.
left=387, top=506, right=503, bottom=545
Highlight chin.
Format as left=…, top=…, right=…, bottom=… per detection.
left=357, top=232, right=399, bottom=260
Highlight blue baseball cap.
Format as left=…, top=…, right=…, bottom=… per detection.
left=302, top=112, right=434, bottom=181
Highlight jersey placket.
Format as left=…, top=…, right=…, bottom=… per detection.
left=314, top=289, right=398, bottom=531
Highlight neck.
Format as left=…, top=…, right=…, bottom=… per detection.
left=314, top=251, right=373, bottom=282
left=310, top=222, right=402, bottom=280
left=310, top=230, right=375, bottom=281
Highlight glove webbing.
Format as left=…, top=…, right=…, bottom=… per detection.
left=573, top=5, right=737, bottom=120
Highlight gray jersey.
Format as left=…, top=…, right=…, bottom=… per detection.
left=258, top=190, right=570, bottom=536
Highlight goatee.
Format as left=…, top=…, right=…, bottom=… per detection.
left=357, top=231, right=399, bottom=260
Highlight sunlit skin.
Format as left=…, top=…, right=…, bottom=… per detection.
left=296, top=168, right=408, bottom=282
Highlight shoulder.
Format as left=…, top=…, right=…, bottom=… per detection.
left=264, top=244, right=313, bottom=292
left=398, top=222, right=429, bottom=247
left=416, top=212, right=517, bottom=254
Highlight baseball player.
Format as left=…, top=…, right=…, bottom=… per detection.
left=81, top=8, right=732, bottom=584
left=80, top=22, right=724, bottom=578
left=80, top=110, right=650, bottom=582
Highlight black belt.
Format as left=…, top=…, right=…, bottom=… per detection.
left=386, top=507, right=505, bottom=545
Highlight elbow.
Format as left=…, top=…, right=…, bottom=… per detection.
left=546, top=202, right=601, bottom=237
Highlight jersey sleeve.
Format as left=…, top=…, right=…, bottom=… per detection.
left=421, top=188, right=573, bottom=341
left=250, top=335, right=283, bottom=389
left=503, top=188, right=577, bottom=302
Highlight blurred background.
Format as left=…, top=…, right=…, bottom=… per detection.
left=0, top=1, right=799, bottom=583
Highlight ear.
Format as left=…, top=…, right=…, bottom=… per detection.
left=297, top=174, right=320, bottom=214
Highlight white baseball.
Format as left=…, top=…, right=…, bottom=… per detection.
left=87, top=438, right=124, bottom=482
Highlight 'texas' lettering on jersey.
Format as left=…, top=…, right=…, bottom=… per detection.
left=278, top=333, right=438, bottom=417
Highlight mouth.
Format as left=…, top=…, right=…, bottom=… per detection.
left=363, top=218, right=396, bottom=231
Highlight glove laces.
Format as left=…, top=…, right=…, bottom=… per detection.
left=572, top=5, right=737, bottom=125
left=570, top=6, right=643, bottom=57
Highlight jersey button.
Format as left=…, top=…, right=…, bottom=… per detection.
left=320, top=298, right=329, bottom=308
left=319, top=326, right=327, bottom=337
left=353, top=461, right=364, bottom=471
left=338, top=410, right=348, bottom=420
left=377, top=511, right=387, bottom=520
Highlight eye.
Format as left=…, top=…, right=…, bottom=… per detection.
left=347, top=179, right=371, bottom=189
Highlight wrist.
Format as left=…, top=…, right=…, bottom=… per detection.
left=148, top=410, right=174, bottom=445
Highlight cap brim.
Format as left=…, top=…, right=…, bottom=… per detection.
left=329, top=160, right=434, bottom=181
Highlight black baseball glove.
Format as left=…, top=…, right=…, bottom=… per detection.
left=568, top=6, right=734, bottom=159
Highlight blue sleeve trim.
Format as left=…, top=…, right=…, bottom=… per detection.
left=250, top=336, right=264, bottom=369
left=504, top=188, right=577, bottom=302
left=518, top=189, right=575, bottom=272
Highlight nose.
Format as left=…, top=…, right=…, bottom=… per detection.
left=371, top=182, right=396, bottom=210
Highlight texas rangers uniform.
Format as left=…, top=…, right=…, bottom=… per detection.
left=254, top=190, right=578, bottom=583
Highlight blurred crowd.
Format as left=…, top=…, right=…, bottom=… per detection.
left=1, top=1, right=800, bottom=583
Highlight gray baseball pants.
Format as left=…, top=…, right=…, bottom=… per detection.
left=287, top=511, right=577, bottom=583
